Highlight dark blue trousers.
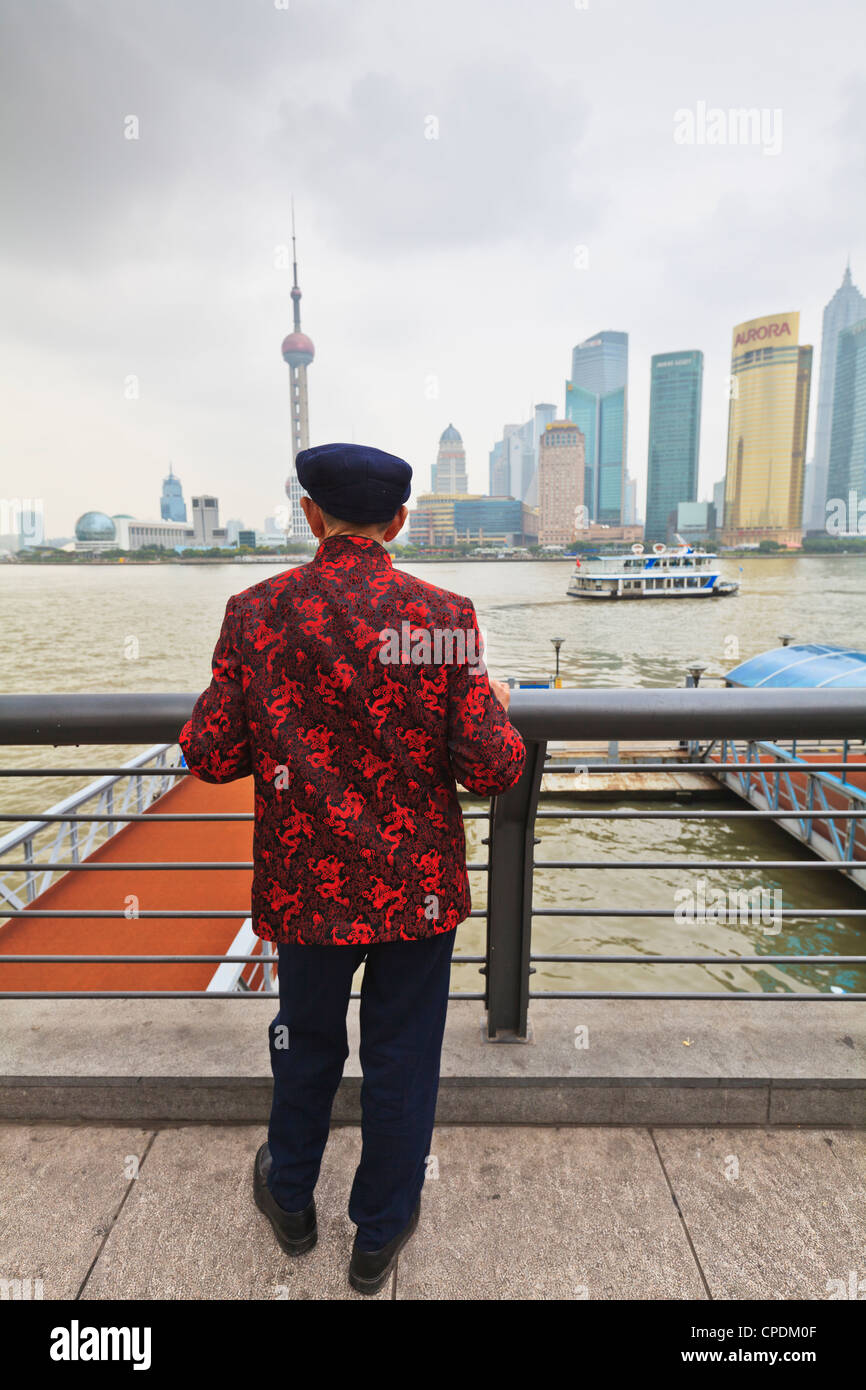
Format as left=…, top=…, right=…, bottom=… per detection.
left=267, top=928, right=455, bottom=1252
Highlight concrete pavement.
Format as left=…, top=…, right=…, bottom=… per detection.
left=1, top=1122, right=863, bottom=1300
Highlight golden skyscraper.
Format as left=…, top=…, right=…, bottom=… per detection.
left=722, top=312, right=812, bottom=547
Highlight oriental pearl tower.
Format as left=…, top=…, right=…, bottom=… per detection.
left=282, top=207, right=315, bottom=538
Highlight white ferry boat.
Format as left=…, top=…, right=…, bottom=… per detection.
left=566, top=540, right=739, bottom=600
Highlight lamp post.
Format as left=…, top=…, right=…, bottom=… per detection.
left=681, top=661, right=708, bottom=749
left=686, top=662, right=708, bottom=688
left=552, top=638, right=564, bottom=687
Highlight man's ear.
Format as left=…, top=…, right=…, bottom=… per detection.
left=300, top=495, right=326, bottom=539
left=382, top=505, right=408, bottom=542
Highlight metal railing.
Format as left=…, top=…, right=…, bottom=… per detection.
left=0, top=689, right=864, bottom=1037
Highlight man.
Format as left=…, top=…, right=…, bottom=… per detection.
left=179, top=442, right=526, bottom=1295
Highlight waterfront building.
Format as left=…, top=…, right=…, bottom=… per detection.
left=623, top=474, right=638, bottom=527
left=432, top=424, right=468, bottom=493
left=721, top=312, right=812, bottom=548
left=644, top=350, right=703, bottom=543
left=538, top=420, right=586, bottom=545
left=191, top=495, right=228, bottom=548
left=676, top=500, right=716, bottom=543
left=802, top=264, right=866, bottom=532
left=73, top=512, right=196, bottom=552
left=454, top=496, right=538, bottom=545
left=73, top=511, right=118, bottom=553
left=281, top=211, right=316, bottom=540
left=160, top=465, right=187, bottom=523
left=122, top=518, right=196, bottom=550
left=712, top=478, right=726, bottom=531
left=503, top=422, right=530, bottom=501
left=565, top=330, right=628, bottom=523
left=577, top=522, right=643, bottom=545
left=488, top=438, right=509, bottom=495
left=409, top=493, right=536, bottom=547
left=489, top=404, right=557, bottom=509
left=826, top=316, right=866, bottom=520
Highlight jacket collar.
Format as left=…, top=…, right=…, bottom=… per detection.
left=313, top=534, right=393, bottom=567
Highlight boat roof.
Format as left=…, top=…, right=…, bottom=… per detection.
left=726, top=643, right=866, bottom=689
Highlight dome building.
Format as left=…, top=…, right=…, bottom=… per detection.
left=431, top=423, right=468, bottom=494
left=74, top=512, right=117, bottom=551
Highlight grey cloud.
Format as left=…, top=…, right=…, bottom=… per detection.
left=269, top=61, right=597, bottom=253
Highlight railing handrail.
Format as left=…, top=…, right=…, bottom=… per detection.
left=0, top=687, right=864, bottom=745
left=1, top=691, right=865, bottom=1026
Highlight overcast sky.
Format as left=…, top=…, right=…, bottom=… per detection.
left=2, top=0, right=864, bottom=537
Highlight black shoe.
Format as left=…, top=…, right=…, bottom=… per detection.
left=253, top=1143, right=317, bottom=1256
left=348, top=1199, right=421, bottom=1296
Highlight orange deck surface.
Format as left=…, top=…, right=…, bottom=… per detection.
left=0, top=775, right=255, bottom=992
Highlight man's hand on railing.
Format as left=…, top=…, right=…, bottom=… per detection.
left=490, top=679, right=511, bottom=714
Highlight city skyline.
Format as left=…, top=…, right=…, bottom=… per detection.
left=17, top=272, right=855, bottom=549
left=2, top=0, right=864, bottom=536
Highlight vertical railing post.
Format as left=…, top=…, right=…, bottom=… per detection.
left=484, top=737, right=546, bottom=1041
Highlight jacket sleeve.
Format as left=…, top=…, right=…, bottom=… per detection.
left=447, top=601, right=526, bottom=796
left=178, top=596, right=252, bottom=783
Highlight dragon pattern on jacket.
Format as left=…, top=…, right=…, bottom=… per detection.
left=179, top=534, right=526, bottom=945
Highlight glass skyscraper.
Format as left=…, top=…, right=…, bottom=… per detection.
left=488, top=438, right=509, bottom=495
left=723, top=312, right=812, bottom=547
left=488, top=404, right=557, bottom=506
left=644, top=350, right=703, bottom=543
left=802, top=265, right=866, bottom=532
left=160, top=465, right=187, bottom=523
left=826, top=316, right=866, bottom=508
left=565, top=331, right=628, bottom=524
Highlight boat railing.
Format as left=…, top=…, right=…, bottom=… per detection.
left=0, top=689, right=865, bottom=1034
left=696, top=736, right=866, bottom=879
left=0, top=743, right=183, bottom=912
left=205, top=918, right=277, bottom=994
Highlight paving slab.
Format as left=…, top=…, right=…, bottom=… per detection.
left=80, top=1125, right=390, bottom=1301
left=0, top=1123, right=152, bottom=1299
left=654, top=1128, right=866, bottom=1299
left=395, top=1125, right=706, bottom=1300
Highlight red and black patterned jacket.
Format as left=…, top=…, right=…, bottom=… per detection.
left=179, top=534, right=526, bottom=945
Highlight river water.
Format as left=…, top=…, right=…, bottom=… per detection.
left=1, top=554, right=865, bottom=995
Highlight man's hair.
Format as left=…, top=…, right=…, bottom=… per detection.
left=319, top=506, right=394, bottom=535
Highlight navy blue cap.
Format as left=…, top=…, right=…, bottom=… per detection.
left=296, top=442, right=412, bottom=523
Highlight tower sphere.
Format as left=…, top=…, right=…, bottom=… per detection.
left=281, top=332, right=315, bottom=367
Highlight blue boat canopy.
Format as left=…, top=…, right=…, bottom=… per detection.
left=726, top=644, right=866, bottom=689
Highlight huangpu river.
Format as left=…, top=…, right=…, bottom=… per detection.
left=1, top=553, right=865, bottom=995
